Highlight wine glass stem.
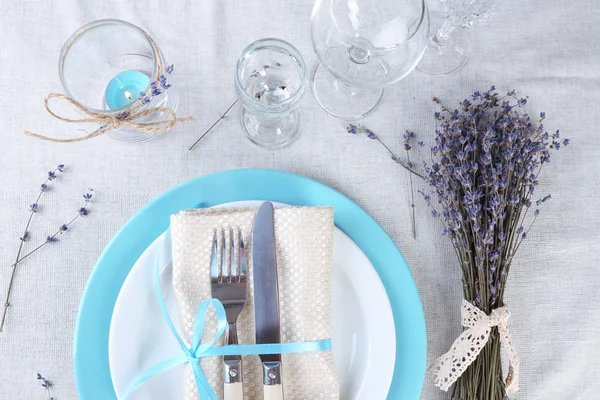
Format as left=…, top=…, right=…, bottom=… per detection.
left=428, top=19, right=456, bottom=50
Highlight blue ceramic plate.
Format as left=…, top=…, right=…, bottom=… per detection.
left=74, top=169, right=426, bottom=399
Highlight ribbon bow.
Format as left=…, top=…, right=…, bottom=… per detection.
left=22, top=93, right=192, bottom=143
left=123, top=235, right=332, bottom=399
left=431, top=299, right=519, bottom=393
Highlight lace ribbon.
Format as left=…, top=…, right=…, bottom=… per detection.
left=123, top=234, right=332, bottom=399
left=431, top=299, right=519, bottom=393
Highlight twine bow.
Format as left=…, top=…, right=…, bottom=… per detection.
left=431, top=299, right=519, bottom=393
left=22, top=93, right=192, bottom=143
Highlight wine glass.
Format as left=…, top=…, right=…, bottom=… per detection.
left=417, top=0, right=504, bottom=76
left=235, top=38, right=307, bottom=149
left=310, top=0, right=429, bottom=120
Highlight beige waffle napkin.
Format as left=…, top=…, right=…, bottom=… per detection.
left=170, top=206, right=340, bottom=400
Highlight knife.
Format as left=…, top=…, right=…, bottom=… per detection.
left=252, top=202, right=284, bottom=400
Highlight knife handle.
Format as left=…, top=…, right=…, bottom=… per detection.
left=224, top=359, right=243, bottom=400
left=262, top=361, right=283, bottom=400
left=264, top=384, right=283, bottom=400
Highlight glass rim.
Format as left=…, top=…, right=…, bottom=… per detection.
left=313, top=0, right=428, bottom=51
left=234, top=37, right=308, bottom=109
left=58, top=19, right=159, bottom=114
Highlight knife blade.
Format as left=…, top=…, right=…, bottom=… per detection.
left=252, top=202, right=284, bottom=400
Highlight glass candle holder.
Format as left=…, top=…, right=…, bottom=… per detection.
left=59, top=19, right=179, bottom=142
left=235, top=38, right=307, bottom=150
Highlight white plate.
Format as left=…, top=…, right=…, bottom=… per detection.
left=109, top=201, right=395, bottom=399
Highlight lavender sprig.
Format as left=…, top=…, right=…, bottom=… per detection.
left=9, top=190, right=94, bottom=267
left=403, top=130, right=417, bottom=239
left=346, top=124, right=424, bottom=178
left=346, top=124, right=423, bottom=239
left=0, top=169, right=94, bottom=332
left=138, top=65, right=174, bottom=106
left=36, top=373, right=54, bottom=400
left=0, top=165, right=63, bottom=332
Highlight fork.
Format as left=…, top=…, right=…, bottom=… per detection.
left=211, top=228, right=247, bottom=400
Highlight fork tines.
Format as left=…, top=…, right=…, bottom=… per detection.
left=210, top=227, right=247, bottom=284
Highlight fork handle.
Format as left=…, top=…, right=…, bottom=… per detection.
left=224, top=382, right=243, bottom=400
left=224, top=359, right=243, bottom=400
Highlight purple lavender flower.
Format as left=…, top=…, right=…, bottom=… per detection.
left=83, top=193, right=93, bottom=201
left=79, top=207, right=88, bottom=216
left=151, top=87, right=162, bottom=96
left=57, top=164, right=65, bottom=172
left=47, top=171, right=57, bottom=180
left=159, top=74, right=171, bottom=89
left=46, top=236, right=57, bottom=243
left=60, top=224, right=68, bottom=232
left=166, top=64, right=174, bottom=74
left=29, top=203, right=38, bottom=212
left=422, top=87, right=567, bottom=313
left=40, top=183, right=48, bottom=191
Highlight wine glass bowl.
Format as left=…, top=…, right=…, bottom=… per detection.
left=310, top=0, right=429, bottom=120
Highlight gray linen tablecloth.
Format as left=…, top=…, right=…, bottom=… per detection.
left=0, top=0, right=598, bottom=399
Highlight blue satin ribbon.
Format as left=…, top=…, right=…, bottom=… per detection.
left=123, top=235, right=332, bottom=399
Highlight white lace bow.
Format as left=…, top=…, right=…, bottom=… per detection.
left=431, top=300, right=519, bottom=393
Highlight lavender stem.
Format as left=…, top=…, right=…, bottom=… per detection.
left=0, top=170, right=59, bottom=333
left=189, top=99, right=239, bottom=151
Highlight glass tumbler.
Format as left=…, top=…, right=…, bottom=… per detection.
left=235, top=38, right=307, bottom=149
left=59, top=19, right=179, bottom=142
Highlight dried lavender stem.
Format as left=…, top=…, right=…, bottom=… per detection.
left=189, top=99, right=239, bottom=150
left=1, top=184, right=89, bottom=333
left=375, top=136, right=424, bottom=179
left=8, top=212, right=83, bottom=269
left=406, top=150, right=417, bottom=239
left=0, top=170, right=58, bottom=333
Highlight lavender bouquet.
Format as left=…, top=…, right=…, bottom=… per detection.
left=423, top=87, right=568, bottom=399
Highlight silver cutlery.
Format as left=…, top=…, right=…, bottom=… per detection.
left=252, top=202, right=284, bottom=400
left=210, top=228, right=247, bottom=400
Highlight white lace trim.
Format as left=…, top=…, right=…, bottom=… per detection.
left=431, top=299, right=520, bottom=393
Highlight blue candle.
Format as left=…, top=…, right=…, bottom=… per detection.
left=104, top=70, right=150, bottom=109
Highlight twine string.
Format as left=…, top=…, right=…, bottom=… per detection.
left=24, top=21, right=190, bottom=143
